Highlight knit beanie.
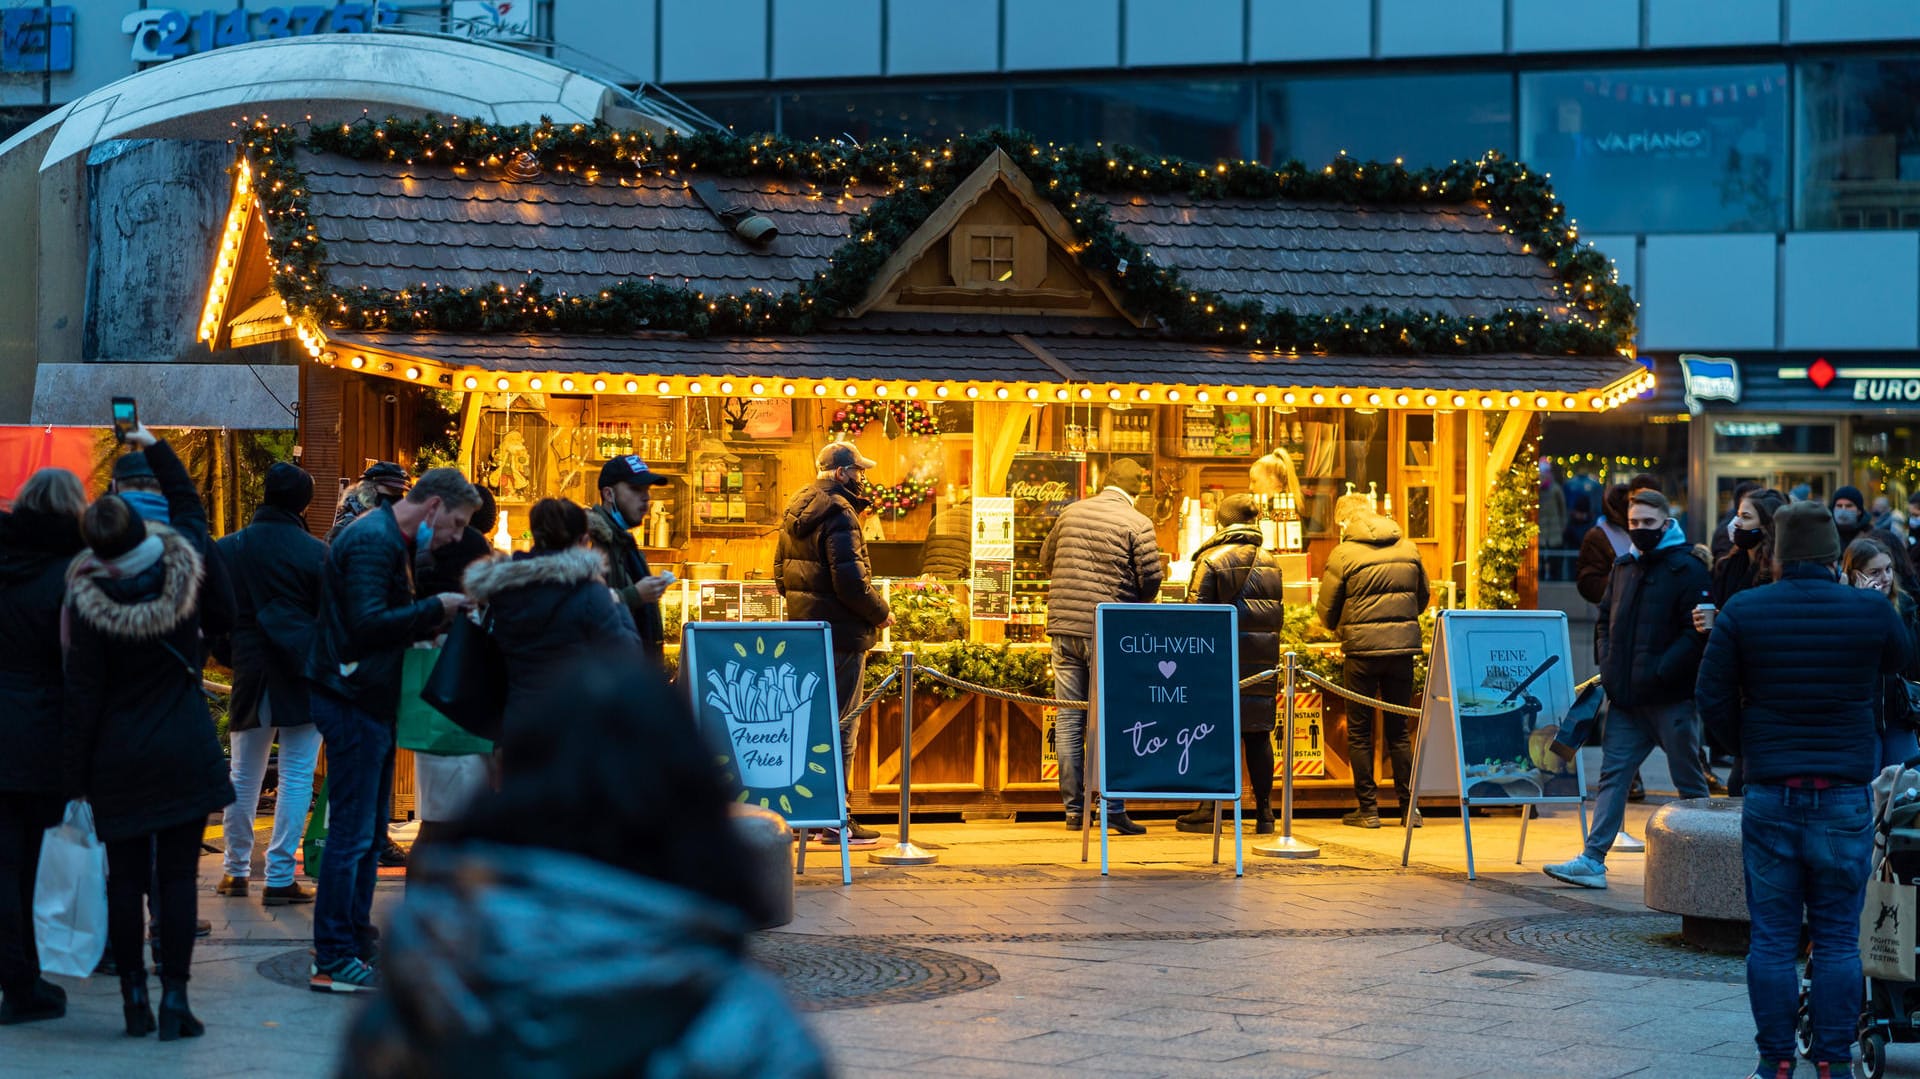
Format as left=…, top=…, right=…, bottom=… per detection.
left=263, top=462, right=314, bottom=513
left=1773, top=501, right=1842, bottom=564
left=1832, top=485, right=1865, bottom=510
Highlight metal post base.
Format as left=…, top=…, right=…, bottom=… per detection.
left=868, top=841, right=938, bottom=866
left=1251, top=836, right=1321, bottom=859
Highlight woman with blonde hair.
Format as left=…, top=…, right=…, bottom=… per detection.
left=0, top=469, right=87, bottom=1025
left=1843, top=536, right=1920, bottom=769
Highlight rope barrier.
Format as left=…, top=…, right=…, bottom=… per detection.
left=913, top=667, right=1084, bottom=709
left=843, top=669, right=901, bottom=723
left=1296, top=668, right=1421, bottom=717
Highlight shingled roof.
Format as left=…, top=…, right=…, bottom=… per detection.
left=208, top=122, right=1647, bottom=408
left=297, top=151, right=1563, bottom=326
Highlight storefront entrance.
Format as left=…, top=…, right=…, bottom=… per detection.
left=1703, top=416, right=1844, bottom=521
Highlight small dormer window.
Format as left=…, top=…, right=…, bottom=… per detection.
left=966, top=228, right=1016, bottom=284
left=950, top=224, right=1044, bottom=289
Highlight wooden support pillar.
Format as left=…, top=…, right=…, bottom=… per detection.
left=1464, top=408, right=1535, bottom=609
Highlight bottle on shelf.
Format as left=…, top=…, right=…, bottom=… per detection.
left=1258, top=494, right=1280, bottom=550
left=1278, top=492, right=1304, bottom=553
left=1382, top=492, right=1394, bottom=522
left=594, top=423, right=608, bottom=459
left=661, top=420, right=675, bottom=461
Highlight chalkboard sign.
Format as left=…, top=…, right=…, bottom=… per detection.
left=681, top=622, right=849, bottom=882
left=1095, top=603, right=1242, bottom=798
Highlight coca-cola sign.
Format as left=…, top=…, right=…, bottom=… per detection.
left=1011, top=480, right=1069, bottom=503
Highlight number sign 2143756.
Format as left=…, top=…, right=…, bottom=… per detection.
left=125, top=4, right=398, bottom=63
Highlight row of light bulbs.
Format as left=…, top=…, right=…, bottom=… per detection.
left=318, top=350, right=1655, bottom=413
left=197, top=161, right=254, bottom=343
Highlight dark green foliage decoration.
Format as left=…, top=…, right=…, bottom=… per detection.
left=1478, top=439, right=1542, bottom=610
left=234, top=115, right=1635, bottom=356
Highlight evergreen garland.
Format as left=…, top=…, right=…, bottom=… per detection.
left=1477, top=441, right=1542, bottom=610
left=235, top=115, right=1635, bottom=356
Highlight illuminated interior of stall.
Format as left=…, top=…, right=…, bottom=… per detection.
left=290, top=331, right=1650, bottom=644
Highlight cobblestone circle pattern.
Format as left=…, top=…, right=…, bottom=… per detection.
left=1443, top=912, right=1746, bottom=982
left=750, top=933, right=1000, bottom=1010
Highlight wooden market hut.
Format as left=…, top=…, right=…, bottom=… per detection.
left=199, top=118, right=1647, bottom=813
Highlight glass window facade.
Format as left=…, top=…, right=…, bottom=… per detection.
left=1257, top=74, right=1512, bottom=167
left=1520, top=64, right=1789, bottom=233
left=678, top=93, right=777, bottom=137
left=780, top=88, right=1007, bottom=143
left=1013, top=81, right=1249, bottom=164
left=1797, top=58, right=1920, bottom=229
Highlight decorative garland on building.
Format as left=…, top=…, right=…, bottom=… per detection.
left=1477, top=441, right=1542, bottom=610
left=234, top=116, right=1636, bottom=357
left=828, top=400, right=939, bottom=440
left=866, top=468, right=939, bottom=516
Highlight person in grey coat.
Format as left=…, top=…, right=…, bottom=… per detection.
left=1320, top=493, right=1430, bottom=829
left=1040, top=457, right=1164, bottom=835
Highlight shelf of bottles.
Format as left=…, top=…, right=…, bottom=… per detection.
left=691, top=452, right=780, bottom=531
left=1004, top=453, right=1081, bottom=643
left=1174, top=405, right=1256, bottom=458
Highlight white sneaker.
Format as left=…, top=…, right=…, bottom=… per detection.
left=1543, top=854, right=1608, bottom=889
left=1611, top=831, right=1646, bottom=853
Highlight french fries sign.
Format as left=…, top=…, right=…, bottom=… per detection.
left=684, top=622, right=847, bottom=829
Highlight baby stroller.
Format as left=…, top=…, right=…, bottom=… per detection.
left=1796, top=764, right=1920, bottom=1078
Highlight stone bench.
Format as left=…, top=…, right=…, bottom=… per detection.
left=728, top=803, right=796, bottom=929
left=1644, top=797, right=1747, bottom=953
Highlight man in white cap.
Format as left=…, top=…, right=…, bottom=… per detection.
left=775, top=442, right=893, bottom=846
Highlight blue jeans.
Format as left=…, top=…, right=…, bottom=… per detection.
left=1051, top=635, right=1122, bottom=818
left=1582, top=699, right=1710, bottom=862
left=1742, top=782, right=1875, bottom=1064
left=310, top=690, right=392, bottom=967
left=222, top=722, right=323, bottom=888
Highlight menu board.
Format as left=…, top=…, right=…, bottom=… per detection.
left=742, top=581, right=783, bottom=621
left=698, top=582, right=743, bottom=622
left=970, top=558, right=1013, bottom=620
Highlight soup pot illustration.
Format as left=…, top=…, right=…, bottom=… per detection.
left=705, top=660, right=819, bottom=790
left=1457, top=655, right=1559, bottom=768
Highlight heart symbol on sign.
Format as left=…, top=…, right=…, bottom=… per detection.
left=1158, top=660, right=1177, bottom=679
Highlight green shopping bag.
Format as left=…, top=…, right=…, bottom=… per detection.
left=397, top=647, right=495, bottom=756
left=302, top=777, right=327, bottom=880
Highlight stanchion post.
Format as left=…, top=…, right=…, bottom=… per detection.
left=1254, top=651, right=1319, bottom=859
left=870, top=651, right=936, bottom=866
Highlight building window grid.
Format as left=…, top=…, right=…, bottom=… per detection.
left=966, top=231, right=1016, bottom=284
left=688, top=53, right=1920, bottom=236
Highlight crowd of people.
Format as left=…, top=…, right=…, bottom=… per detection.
left=0, top=432, right=825, bottom=1073
left=1547, top=473, right=1920, bottom=1079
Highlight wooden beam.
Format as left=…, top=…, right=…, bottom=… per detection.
left=455, top=391, right=483, bottom=475
left=1464, top=411, right=1487, bottom=608
left=976, top=402, right=1030, bottom=497
left=1486, top=408, right=1534, bottom=481
left=874, top=695, right=974, bottom=786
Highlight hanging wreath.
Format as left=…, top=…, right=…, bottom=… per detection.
left=867, top=467, right=938, bottom=515
left=828, top=399, right=939, bottom=439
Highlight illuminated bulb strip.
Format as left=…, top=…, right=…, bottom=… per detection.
left=197, top=161, right=254, bottom=343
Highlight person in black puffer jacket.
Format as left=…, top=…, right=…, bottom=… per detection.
left=1698, top=501, right=1909, bottom=1078
left=1319, top=494, right=1428, bottom=828
left=1545, top=489, right=1712, bottom=891
left=775, top=443, right=892, bottom=833
left=414, top=486, right=495, bottom=599
left=64, top=429, right=235, bottom=1042
left=0, top=469, right=87, bottom=1026
left=1178, top=496, right=1283, bottom=835
left=340, top=658, right=827, bottom=1079
left=1039, top=457, right=1164, bottom=835
left=462, top=498, right=641, bottom=752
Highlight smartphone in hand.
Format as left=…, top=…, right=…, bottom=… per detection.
left=111, top=397, right=138, bottom=444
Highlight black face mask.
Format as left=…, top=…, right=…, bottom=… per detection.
left=1732, top=526, right=1764, bottom=550
left=1628, top=526, right=1665, bottom=554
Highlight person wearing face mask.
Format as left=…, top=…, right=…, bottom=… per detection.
left=1545, top=489, right=1713, bottom=890
left=775, top=442, right=895, bottom=848
left=1710, top=482, right=1762, bottom=563
left=305, top=468, right=477, bottom=994
left=1841, top=537, right=1920, bottom=771
left=587, top=457, right=674, bottom=659
left=1708, top=489, right=1786, bottom=610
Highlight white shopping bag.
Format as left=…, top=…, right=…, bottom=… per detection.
left=31, top=800, right=108, bottom=979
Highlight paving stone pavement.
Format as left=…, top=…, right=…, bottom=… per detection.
left=0, top=769, right=1906, bottom=1078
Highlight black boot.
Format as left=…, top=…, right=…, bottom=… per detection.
left=156, top=976, right=203, bottom=1041
left=119, top=971, right=154, bottom=1037
left=0, top=978, right=65, bottom=1025
left=1255, top=806, right=1275, bottom=835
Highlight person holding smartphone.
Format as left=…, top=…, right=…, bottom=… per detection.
left=585, top=457, right=675, bottom=659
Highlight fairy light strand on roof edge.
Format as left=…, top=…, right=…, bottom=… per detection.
left=227, top=114, right=1636, bottom=358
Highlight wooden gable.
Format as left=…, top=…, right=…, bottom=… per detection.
left=851, top=150, right=1150, bottom=326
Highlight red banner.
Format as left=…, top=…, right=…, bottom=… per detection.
left=0, top=426, right=101, bottom=506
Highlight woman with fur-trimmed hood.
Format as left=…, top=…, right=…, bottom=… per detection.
left=64, top=428, right=233, bottom=1042
left=463, top=499, right=641, bottom=750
